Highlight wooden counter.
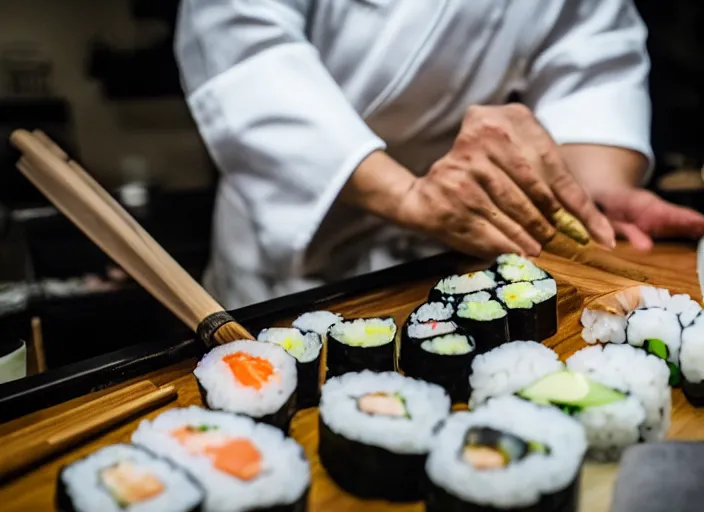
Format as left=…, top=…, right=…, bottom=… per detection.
left=1, top=242, right=701, bottom=511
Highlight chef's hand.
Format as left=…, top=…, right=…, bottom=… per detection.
left=396, top=104, right=615, bottom=258
left=596, top=188, right=704, bottom=251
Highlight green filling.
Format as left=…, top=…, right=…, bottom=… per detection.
left=644, top=339, right=681, bottom=386
left=457, top=300, right=506, bottom=321
left=518, top=370, right=626, bottom=412
left=463, top=427, right=549, bottom=469
left=188, top=424, right=218, bottom=432
left=421, top=334, right=473, bottom=355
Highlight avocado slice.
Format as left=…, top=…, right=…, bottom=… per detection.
left=643, top=339, right=681, bottom=386
left=518, top=370, right=626, bottom=409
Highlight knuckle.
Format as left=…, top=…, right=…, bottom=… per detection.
left=505, top=102, right=532, bottom=119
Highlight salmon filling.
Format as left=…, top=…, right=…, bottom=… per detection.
left=100, top=460, right=164, bottom=507
left=358, top=391, right=409, bottom=418
left=171, top=425, right=263, bottom=480
left=223, top=352, right=275, bottom=390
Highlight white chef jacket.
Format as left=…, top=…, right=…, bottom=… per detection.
left=175, top=0, right=652, bottom=309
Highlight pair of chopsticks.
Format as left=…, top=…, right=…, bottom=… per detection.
left=11, top=130, right=253, bottom=345
left=0, top=381, right=176, bottom=481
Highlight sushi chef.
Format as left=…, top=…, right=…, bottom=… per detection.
left=175, top=0, right=704, bottom=308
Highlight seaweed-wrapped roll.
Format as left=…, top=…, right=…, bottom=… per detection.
left=258, top=327, right=323, bottom=409
left=454, top=292, right=509, bottom=352
left=132, top=407, right=310, bottom=512
left=194, top=340, right=297, bottom=430
left=319, top=371, right=450, bottom=502
left=425, top=396, right=586, bottom=512
left=497, top=279, right=558, bottom=341
left=494, top=253, right=549, bottom=283
left=402, top=302, right=459, bottom=344
left=56, top=444, right=204, bottom=512
left=326, top=317, right=397, bottom=377
left=429, top=271, right=498, bottom=304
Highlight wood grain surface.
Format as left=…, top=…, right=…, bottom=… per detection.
left=0, top=242, right=701, bottom=511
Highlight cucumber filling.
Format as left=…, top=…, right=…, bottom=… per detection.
left=644, top=338, right=681, bottom=386
left=518, top=370, right=626, bottom=412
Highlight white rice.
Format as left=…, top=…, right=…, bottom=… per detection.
left=497, top=256, right=548, bottom=283
left=319, top=371, right=450, bottom=454
left=194, top=340, right=297, bottom=418
left=639, top=286, right=673, bottom=308
left=410, top=302, right=454, bottom=323
left=666, top=294, right=702, bottom=328
left=60, top=444, right=203, bottom=512
left=257, top=327, right=321, bottom=363
left=329, top=317, right=396, bottom=348
left=681, top=312, right=704, bottom=383
left=626, top=308, right=682, bottom=365
left=567, top=344, right=671, bottom=444
left=469, top=341, right=564, bottom=408
left=581, top=308, right=627, bottom=344
left=407, top=321, right=458, bottom=340
left=426, top=396, right=586, bottom=508
left=421, top=333, right=475, bottom=355
left=434, top=271, right=497, bottom=296
left=573, top=397, right=646, bottom=462
left=132, top=407, right=310, bottom=512
left=292, top=311, right=342, bottom=336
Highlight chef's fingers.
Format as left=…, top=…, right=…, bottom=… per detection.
left=445, top=216, right=526, bottom=259
left=612, top=220, right=652, bottom=251
left=473, top=156, right=556, bottom=246
left=455, top=182, right=542, bottom=257
left=499, top=105, right=615, bottom=247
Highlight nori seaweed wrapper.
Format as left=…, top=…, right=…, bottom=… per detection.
left=197, top=380, right=297, bottom=433
left=425, top=472, right=580, bottom=512
left=318, top=416, right=427, bottom=502
left=296, top=355, right=322, bottom=410
left=326, top=317, right=396, bottom=378
left=399, top=331, right=475, bottom=403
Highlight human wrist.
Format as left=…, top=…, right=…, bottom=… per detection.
left=338, top=150, right=417, bottom=225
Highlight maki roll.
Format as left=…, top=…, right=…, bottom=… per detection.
left=132, top=407, right=310, bottom=512
left=318, top=371, right=450, bottom=502
left=402, top=302, right=459, bottom=344
left=625, top=308, right=682, bottom=384
left=429, top=271, right=498, bottom=304
left=56, top=444, right=204, bottom=512
left=469, top=341, right=564, bottom=407
left=454, top=292, right=509, bottom=352
left=399, top=331, right=477, bottom=403
left=497, top=279, right=558, bottom=341
left=292, top=311, right=343, bottom=339
left=326, top=317, right=397, bottom=377
left=258, top=327, right=323, bottom=409
left=680, top=312, right=704, bottom=405
left=425, top=396, right=586, bottom=512
left=494, top=254, right=549, bottom=283
left=567, top=344, right=672, bottom=448
left=194, top=340, right=297, bottom=430
left=470, top=341, right=671, bottom=461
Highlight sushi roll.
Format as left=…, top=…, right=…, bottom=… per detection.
left=497, top=279, right=558, bottom=341
left=132, top=407, right=310, bottom=512
left=494, top=254, right=549, bottom=283
left=326, top=317, right=397, bottom=378
left=566, top=344, right=672, bottom=455
left=469, top=341, right=564, bottom=407
left=194, top=340, right=297, bottom=431
left=399, top=331, right=477, bottom=403
left=318, top=371, right=450, bottom=502
left=56, top=444, right=204, bottom=512
left=454, top=291, right=509, bottom=352
left=470, top=341, right=671, bottom=461
left=680, top=312, right=704, bottom=405
left=428, top=271, right=498, bottom=304
left=425, top=396, right=586, bottom=512
left=402, top=302, right=459, bottom=344
left=625, top=308, right=682, bottom=384
left=258, top=327, right=323, bottom=409
left=292, top=311, right=342, bottom=338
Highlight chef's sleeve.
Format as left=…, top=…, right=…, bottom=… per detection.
left=522, top=1, right=654, bottom=183
left=175, top=0, right=386, bottom=271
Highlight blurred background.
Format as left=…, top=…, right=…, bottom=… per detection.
left=0, top=0, right=702, bottom=383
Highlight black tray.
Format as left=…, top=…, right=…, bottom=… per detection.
left=0, top=252, right=466, bottom=423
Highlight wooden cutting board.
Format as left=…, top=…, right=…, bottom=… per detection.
left=0, top=243, right=701, bottom=512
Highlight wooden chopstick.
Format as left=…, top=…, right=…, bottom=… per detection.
left=11, top=129, right=253, bottom=344
left=31, top=317, right=46, bottom=373
left=0, top=381, right=176, bottom=481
